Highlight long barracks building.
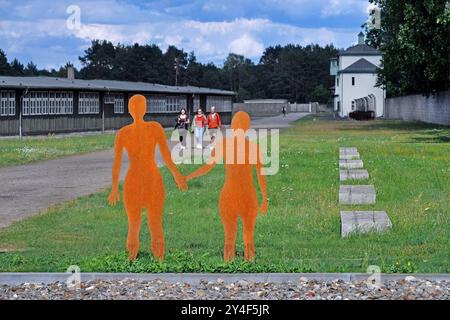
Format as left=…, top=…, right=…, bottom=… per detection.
left=0, top=73, right=235, bottom=136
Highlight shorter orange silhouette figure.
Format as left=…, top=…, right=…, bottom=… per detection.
left=108, top=95, right=187, bottom=261
left=187, top=111, right=268, bottom=261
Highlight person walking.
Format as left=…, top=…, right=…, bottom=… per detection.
left=282, top=106, right=287, bottom=118
left=175, top=108, right=190, bottom=149
left=207, top=106, right=222, bottom=148
left=193, top=108, right=207, bottom=149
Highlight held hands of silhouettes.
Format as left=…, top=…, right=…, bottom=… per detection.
left=108, top=187, right=120, bottom=207
left=185, top=168, right=210, bottom=182
left=186, top=173, right=194, bottom=182
left=175, top=173, right=188, bottom=191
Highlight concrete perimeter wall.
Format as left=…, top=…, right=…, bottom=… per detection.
left=385, top=91, right=450, bottom=126
left=289, top=102, right=319, bottom=113
left=233, top=102, right=288, bottom=117
left=233, top=102, right=319, bottom=117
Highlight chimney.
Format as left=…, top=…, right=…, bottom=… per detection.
left=358, top=32, right=365, bottom=45
left=67, top=66, right=75, bottom=80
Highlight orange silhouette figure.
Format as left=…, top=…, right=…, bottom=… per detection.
left=108, top=95, right=187, bottom=261
left=187, top=111, right=268, bottom=261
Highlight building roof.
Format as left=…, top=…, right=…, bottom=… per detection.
left=243, top=99, right=288, bottom=104
left=0, top=76, right=236, bottom=96
left=339, top=58, right=378, bottom=74
left=339, top=44, right=380, bottom=56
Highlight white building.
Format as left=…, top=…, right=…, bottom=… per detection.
left=330, top=32, right=385, bottom=118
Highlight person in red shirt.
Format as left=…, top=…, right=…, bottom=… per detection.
left=207, top=106, right=222, bottom=147
left=193, top=108, right=207, bottom=149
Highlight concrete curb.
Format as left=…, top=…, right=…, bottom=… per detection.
left=0, top=273, right=449, bottom=286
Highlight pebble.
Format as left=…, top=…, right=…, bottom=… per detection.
left=299, top=277, right=308, bottom=283
left=237, top=280, right=249, bottom=287
left=0, top=279, right=448, bottom=300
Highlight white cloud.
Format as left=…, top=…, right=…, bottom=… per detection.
left=164, top=34, right=183, bottom=47
left=229, top=34, right=264, bottom=58
left=321, top=0, right=368, bottom=18
left=73, top=24, right=134, bottom=44
left=1, top=16, right=359, bottom=67
left=0, top=0, right=365, bottom=68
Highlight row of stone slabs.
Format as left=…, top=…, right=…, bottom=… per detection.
left=339, top=148, right=392, bottom=238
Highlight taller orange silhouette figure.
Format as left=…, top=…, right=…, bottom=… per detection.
left=187, top=111, right=268, bottom=261
left=108, top=95, right=187, bottom=261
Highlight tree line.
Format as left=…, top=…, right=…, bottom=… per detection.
left=366, top=0, right=450, bottom=97
left=0, top=41, right=337, bottom=103
left=2, top=0, right=448, bottom=102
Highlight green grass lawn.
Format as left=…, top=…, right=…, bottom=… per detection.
left=0, top=129, right=175, bottom=168
left=0, top=133, right=115, bottom=168
left=0, top=116, right=449, bottom=273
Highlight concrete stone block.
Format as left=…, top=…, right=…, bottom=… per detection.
left=340, top=147, right=358, bottom=153
left=339, top=185, right=376, bottom=204
left=341, top=211, right=392, bottom=237
left=339, top=159, right=364, bottom=169
left=340, top=152, right=360, bottom=160
left=340, top=169, right=369, bottom=181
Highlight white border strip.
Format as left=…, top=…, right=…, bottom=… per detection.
left=0, top=273, right=449, bottom=286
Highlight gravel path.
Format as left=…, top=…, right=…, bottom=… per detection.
left=1, top=277, right=448, bottom=300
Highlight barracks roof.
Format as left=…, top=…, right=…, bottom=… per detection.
left=0, top=76, right=236, bottom=96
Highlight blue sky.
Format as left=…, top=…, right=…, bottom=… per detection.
left=0, top=0, right=372, bottom=70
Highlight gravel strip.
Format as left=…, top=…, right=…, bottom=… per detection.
left=1, top=277, right=449, bottom=300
